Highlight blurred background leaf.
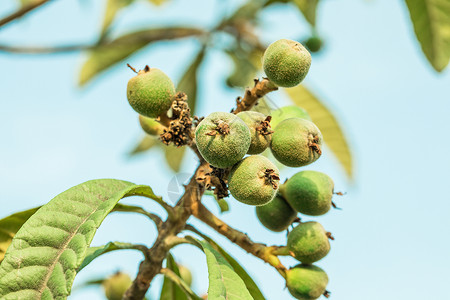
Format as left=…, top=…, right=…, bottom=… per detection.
left=79, top=27, right=204, bottom=86
left=177, top=47, right=206, bottom=115
left=405, top=0, right=450, bottom=72
left=285, top=85, right=353, bottom=179
left=100, top=0, right=135, bottom=37
left=128, top=135, right=159, bottom=156
left=164, top=145, right=186, bottom=173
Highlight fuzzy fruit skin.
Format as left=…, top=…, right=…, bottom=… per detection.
left=263, top=39, right=311, bottom=87
left=195, top=112, right=251, bottom=168
left=270, top=118, right=322, bottom=167
left=286, top=264, right=328, bottom=300
left=287, top=221, right=330, bottom=264
left=127, top=68, right=175, bottom=118
left=256, top=194, right=297, bottom=231
left=270, top=105, right=311, bottom=129
left=237, top=111, right=272, bottom=154
left=102, top=272, right=132, bottom=300
left=139, top=115, right=164, bottom=135
left=228, top=155, right=280, bottom=206
left=282, top=171, right=334, bottom=216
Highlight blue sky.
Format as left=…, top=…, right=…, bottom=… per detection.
left=1, top=0, right=450, bottom=299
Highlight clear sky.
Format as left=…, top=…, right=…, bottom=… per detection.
left=1, top=0, right=450, bottom=299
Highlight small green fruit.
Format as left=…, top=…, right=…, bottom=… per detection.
left=263, top=39, right=311, bottom=87
left=282, top=171, right=334, bottom=216
left=237, top=111, right=272, bottom=154
left=305, top=36, right=323, bottom=53
left=139, top=114, right=164, bottom=135
left=102, top=272, right=132, bottom=300
left=270, top=106, right=311, bottom=129
left=286, top=264, right=328, bottom=300
left=270, top=118, right=322, bottom=167
left=178, top=265, right=193, bottom=286
left=228, top=155, right=280, bottom=206
left=287, top=221, right=330, bottom=264
left=256, top=194, right=297, bottom=232
left=195, top=112, right=251, bottom=168
left=127, top=66, right=175, bottom=118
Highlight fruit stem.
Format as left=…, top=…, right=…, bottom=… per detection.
left=232, top=78, right=278, bottom=114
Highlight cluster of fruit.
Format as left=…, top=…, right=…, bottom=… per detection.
left=126, top=39, right=338, bottom=300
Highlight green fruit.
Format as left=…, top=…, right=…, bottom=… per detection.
left=178, top=265, right=193, bottom=286
left=287, top=221, right=330, bottom=264
left=256, top=194, right=297, bottom=232
left=282, top=171, right=334, bottom=216
left=270, top=106, right=311, bottom=129
left=228, top=155, right=280, bottom=206
left=237, top=111, right=272, bottom=154
left=195, top=112, right=251, bottom=168
left=139, top=114, right=164, bottom=135
left=286, top=264, right=328, bottom=300
left=263, top=39, right=311, bottom=87
left=305, top=36, right=323, bottom=53
left=102, top=272, right=132, bottom=300
left=270, top=118, right=322, bottom=167
left=127, top=67, right=175, bottom=118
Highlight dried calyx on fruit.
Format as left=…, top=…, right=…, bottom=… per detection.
left=237, top=111, right=273, bottom=154
left=270, top=118, right=322, bottom=167
left=256, top=194, right=297, bottom=232
left=286, top=264, right=329, bottom=300
left=287, top=221, right=331, bottom=264
left=228, top=155, right=280, bottom=206
left=263, top=39, right=311, bottom=87
left=127, top=65, right=175, bottom=118
left=160, top=92, right=193, bottom=146
left=195, top=112, right=251, bottom=168
left=281, top=170, right=334, bottom=216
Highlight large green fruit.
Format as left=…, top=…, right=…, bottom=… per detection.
left=281, top=171, right=334, bottom=216
left=270, top=105, right=311, bottom=129
left=287, top=221, right=330, bottom=264
left=228, top=155, right=280, bottom=206
left=127, top=67, right=175, bottom=118
left=195, top=112, right=251, bottom=168
left=263, top=39, right=311, bottom=87
left=102, top=272, right=132, bottom=300
left=139, top=114, right=164, bottom=135
left=286, top=264, right=328, bottom=300
left=256, top=194, right=297, bottom=231
left=270, top=118, right=322, bottom=167
left=237, top=111, right=272, bottom=154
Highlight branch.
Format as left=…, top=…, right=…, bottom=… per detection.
left=0, top=44, right=92, bottom=54
left=123, top=162, right=208, bottom=299
left=190, top=203, right=288, bottom=277
left=0, top=0, right=52, bottom=29
left=232, top=78, right=278, bottom=114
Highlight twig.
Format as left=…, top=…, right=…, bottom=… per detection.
left=0, top=0, right=52, bottom=29
left=232, top=78, right=278, bottom=114
left=112, top=204, right=163, bottom=230
left=190, top=203, right=288, bottom=277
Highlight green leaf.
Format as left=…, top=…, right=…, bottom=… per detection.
left=190, top=234, right=264, bottom=300
left=177, top=47, right=206, bottom=115
left=79, top=27, right=204, bottom=86
left=160, top=253, right=188, bottom=300
left=189, top=238, right=253, bottom=300
left=405, top=0, right=450, bottom=72
left=0, top=179, right=159, bottom=299
left=226, top=47, right=263, bottom=88
left=285, top=85, right=353, bottom=179
left=292, top=0, right=319, bottom=26
left=100, top=0, right=134, bottom=36
left=164, top=145, right=186, bottom=173
left=78, top=242, right=146, bottom=272
left=147, top=0, right=167, bottom=5
left=0, top=207, right=40, bottom=263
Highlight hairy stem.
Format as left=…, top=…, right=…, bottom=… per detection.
left=191, top=203, right=287, bottom=277
left=232, top=78, right=278, bottom=114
